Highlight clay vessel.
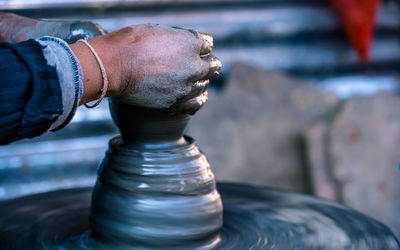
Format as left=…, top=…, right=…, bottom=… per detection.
left=89, top=98, right=223, bottom=247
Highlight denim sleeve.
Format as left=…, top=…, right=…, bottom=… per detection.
left=0, top=39, right=63, bottom=144
left=37, top=36, right=83, bottom=131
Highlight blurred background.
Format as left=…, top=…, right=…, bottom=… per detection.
left=1, top=0, right=400, bottom=238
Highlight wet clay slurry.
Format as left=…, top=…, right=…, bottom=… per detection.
left=89, top=98, right=223, bottom=247
left=0, top=99, right=399, bottom=249
left=1, top=184, right=399, bottom=249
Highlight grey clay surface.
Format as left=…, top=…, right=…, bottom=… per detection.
left=0, top=183, right=399, bottom=249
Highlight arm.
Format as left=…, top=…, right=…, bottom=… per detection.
left=0, top=40, right=62, bottom=144
left=0, top=14, right=221, bottom=144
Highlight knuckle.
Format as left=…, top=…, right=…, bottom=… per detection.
left=188, top=62, right=208, bottom=80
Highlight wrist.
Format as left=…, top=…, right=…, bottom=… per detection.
left=70, top=41, right=102, bottom=105
left=88, top=36, right=122, bottom=97
left=70, top=37, right=121, bottom=105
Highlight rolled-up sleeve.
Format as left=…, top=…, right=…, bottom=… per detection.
left=37, top=36, right=83, bottom=131
left=0, top=37, right=83, bottom=145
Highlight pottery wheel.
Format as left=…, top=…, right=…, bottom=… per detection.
left=0, top=183, right=398, bottom=249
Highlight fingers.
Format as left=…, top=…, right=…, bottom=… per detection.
left=186, top=29, right=213, bottom=56
left=204, top=54, right=222, bottom=80
left=169, top=91, right=209, bottom=115
left=178, top=55, right=217, bottom=104
left=198, top=32, right=213, bottom=56
left=184, top=80, right=210, bottom=102
left=169, top=27, right=220, bottom=115
left=174, top=52, right=220, bottom=115
left=190, top=54, right=222, bottom=83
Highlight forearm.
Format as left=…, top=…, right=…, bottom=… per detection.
left=0, top=12, right=114, bottom=106
left=0, top=34, right=124, bottom=144
left=0, top=39, right=62, bottom=144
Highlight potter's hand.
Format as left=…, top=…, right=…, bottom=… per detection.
left=0, top=12, right=36, bottom=42
left=0, top=12, right=105, bottom=43
left=75, top=24, right=221, bottom=113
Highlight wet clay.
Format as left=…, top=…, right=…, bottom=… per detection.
left=89, top=98, right=223, bottom=247
left=1, top=184, right=399, bottom=249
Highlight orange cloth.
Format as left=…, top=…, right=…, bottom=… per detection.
left=331, top=0, right=381, bottom=62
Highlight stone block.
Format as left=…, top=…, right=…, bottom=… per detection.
left=327, top=92, right=400, bottom=237
left=187, top=63, right=338, bottom=192
left=305, top=122, right=338, bottom=201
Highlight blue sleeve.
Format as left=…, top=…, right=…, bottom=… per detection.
left=0, top=39, right=63, bottom=144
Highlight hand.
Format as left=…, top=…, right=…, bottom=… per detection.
left=0, top=12, right=38, bottom=42
left=0, top=12, right=105, bottom=43
left=81, top=24, right=221, bottom=114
